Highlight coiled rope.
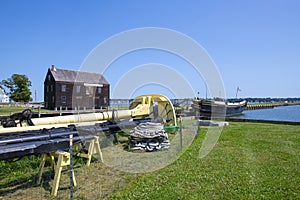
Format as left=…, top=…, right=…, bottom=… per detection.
left=128, top=122, right=170, bottom=152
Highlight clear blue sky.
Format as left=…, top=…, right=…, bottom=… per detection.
left=0, top=0, right=299, bottom=101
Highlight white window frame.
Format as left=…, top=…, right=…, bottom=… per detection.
left=76, top=85, right=81, bottom=93
left=61, top=96, right=66, bottom=104
left=97, top=87, right=102, bottom=93
left=61, top=84, right=66, bottom=92
left=86, top=87, right=89, bottom=95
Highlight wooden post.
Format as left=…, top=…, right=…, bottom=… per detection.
left=38, top=106, right=41, bottom=118
left=180, top=116, right=183, bottom=148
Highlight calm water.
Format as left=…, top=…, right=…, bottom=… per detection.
left=233, top=105, right=300, bottom=122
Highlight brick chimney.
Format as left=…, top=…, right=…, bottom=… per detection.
left=51, top=65, right=56, bottom=71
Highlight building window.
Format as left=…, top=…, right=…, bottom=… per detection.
left=86, top=86, right=92, bottom=95
left=97, top=87, right=102, bottom=93
left=51, top=85, right=53, bottom=92
left=46, top=85, right=49, bottom=92
left=48, top=74, right=51, bottom=81
left=76, top=85, right=81, bottom=93
left=61, top=84, right=66, bottom=92
left=104, top=97, right=107, bottom=104
left=52, top=96, right=54, bottom=103
left=61, top=96, right=66, bottom=104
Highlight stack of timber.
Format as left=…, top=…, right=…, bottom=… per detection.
left=128, top=122, right=170, bottom=152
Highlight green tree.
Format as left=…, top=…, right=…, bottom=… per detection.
left=1, top=74, right=32, bottom=102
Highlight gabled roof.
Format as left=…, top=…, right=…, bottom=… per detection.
left=49, top=68, right=109, bottom=85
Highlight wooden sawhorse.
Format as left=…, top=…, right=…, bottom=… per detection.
left=37, top=151, right=76, bottom=196
left=76, top=136, right=103, bottom=166
left=37, top=136, right=103, bottom=196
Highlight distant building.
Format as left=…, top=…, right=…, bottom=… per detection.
left=0, top=88, right=9, bottom=103
left=44, top=65, right=110, bottom=110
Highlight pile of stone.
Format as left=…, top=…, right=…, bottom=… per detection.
left=128, top=122, right=170, bottom=152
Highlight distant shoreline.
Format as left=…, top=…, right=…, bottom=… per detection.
left=226, top=117, right=300, bottom=125
left=246, top=102, right=300, bottom=110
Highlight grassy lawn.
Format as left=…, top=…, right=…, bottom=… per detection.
left=0, top=106, right=27, bottom=116
left=111, top=122, right=300, bottom=199
left=0, top=122, right=299, bottom=199
left=0, top=105, right=49, bottom=116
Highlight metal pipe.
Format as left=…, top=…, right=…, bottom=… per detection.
left=0, top=110, right=132, bottom=134
left=31, top=110, right=132, bottom=126
left=0, top=94, right=177, bottom=134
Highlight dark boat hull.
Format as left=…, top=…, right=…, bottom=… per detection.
left=193, top=99, right=247, bottom=117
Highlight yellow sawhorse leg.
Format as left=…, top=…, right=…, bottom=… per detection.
left=37, top=154, right=56, bottom=184
left=37, top=151, right=77, bottom=197
left=51, top=151, right=77, bottom=196
left=76, top=136, right=103, bottom=166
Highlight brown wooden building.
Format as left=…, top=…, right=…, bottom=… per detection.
left=44, top=65, right=110, bottom=110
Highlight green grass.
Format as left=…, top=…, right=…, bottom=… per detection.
left=0, top=122, right=299, bottom=199
left=0, top=104, right=49, bottom=116
left=111, top=122, right=300, bottom=199
left=0, top=106, right=27, bottom=116
left=0, top=156, right=41, bottom=185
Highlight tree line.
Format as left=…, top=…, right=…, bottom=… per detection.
left=229, top=97, right=300, bottom=103
left=0, top=74, right=32, bottom=102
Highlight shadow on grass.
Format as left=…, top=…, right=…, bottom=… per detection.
left=0, top=170, right=54, bottom=196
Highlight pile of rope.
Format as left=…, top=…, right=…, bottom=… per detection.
left=128, top=122, right=170, bottom=152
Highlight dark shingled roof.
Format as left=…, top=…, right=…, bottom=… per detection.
left=50, top=68, right=109, bottom=84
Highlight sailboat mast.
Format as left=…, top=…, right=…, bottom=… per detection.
left=235, top=87, right=241, bottom=99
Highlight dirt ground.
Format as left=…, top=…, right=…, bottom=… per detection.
left=0, top=159, right=130, bottom=200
